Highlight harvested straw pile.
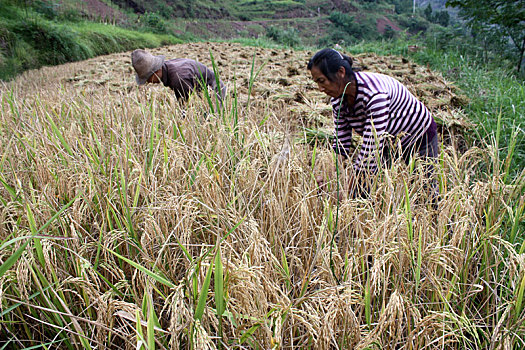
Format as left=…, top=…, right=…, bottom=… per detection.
left=0, top=42, right=523, bottom=349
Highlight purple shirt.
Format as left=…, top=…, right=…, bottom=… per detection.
left=161, top=58, right=225, bottom=101
left=331, top=72, right=433, bottom=172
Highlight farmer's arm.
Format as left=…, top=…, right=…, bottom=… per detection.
left=332, top=101, right=354, bottom=158
left=353, top=93, right=389, bottom=173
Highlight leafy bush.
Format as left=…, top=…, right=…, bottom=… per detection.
left=388, top=0, right=412, bottom=14
left=33, top=0, right=59, bottom=20
left=58, top=8, right=84, bottom=22
left=423, top=25, right=516, bottom=72
left=433, top=11, right=450, bottom=27
left=396, top=13, right=429, bottom=34
left=265, top=25, right=301, bottom=47
left=383, top=25, right=396, bottom=39
left=12, top=20, right=90, bottom=65
left=239, top=13, right=253, bottom=21
left=325, top=11, right=381, bottom=44
left=329, top=11, right=365, bottom=38
left=423, top=4, right=450, bottom=27
left=140, top=12, right=168, bottom=34
left=318, top=28, right=354, bottom=48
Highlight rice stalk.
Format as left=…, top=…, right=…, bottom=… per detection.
left=0, top=42, right=524, bottom=349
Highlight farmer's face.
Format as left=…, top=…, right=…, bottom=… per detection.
left=310, top=66, right=345, bottom=98
left=147, top=69, right=162, bottom=84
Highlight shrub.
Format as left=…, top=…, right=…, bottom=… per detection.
left=318, top=28, right=355, bottom=48
left=12, top=20, right=90, bottom=65
left=58, top=8, right=84, bottom=22
left=33, top=0, right=59, bottom=20
left=397, top=13, right=429, bottom=34
left=384, top=25, right=396, bottom=39
left=239, top=13, right=253, bottom=21
left=140, top=12, right=167, bottom=34
left=265, top=25, right=301, bottom=47
left=0, top=7, right=181, bottom=81
left=390, top=0, right=412, bottom=14
left=329, top=11, right=364, bottom=38
left=327, top=11, right=381, bottom=42
left=433, top=11, right=450, bottom=27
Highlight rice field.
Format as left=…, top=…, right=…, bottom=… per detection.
left=0, top=42, right=524, bottom=349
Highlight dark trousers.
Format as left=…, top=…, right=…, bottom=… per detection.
left=402, top=133, right=439, bottom=164
left=352, top=133, right=439, bottom=202
left=400, top=133, right=440, bottom=205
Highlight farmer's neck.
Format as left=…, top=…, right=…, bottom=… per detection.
left=343, top=77, right=357, bottom=107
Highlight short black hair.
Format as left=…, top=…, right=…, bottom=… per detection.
left=307, top=48, right=354, bottom=82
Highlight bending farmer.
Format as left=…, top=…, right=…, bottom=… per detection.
left=307, top=48, right=439, bottom=197
left=131, top=49, right=226, bottom=103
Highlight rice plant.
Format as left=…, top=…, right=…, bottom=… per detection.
left=0, top=42, right=523, bottom=349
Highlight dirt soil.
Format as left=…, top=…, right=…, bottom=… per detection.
left=376, top=16, right=401, bottom=34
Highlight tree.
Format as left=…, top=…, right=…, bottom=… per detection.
left=446, top=0, right=525, bottom=72
left=434, top=10, right=449, bottom=27
left=424, top=4, right=432, bottom=21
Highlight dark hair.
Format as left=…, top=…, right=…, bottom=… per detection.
left=307, top=48, right=354, bottom=82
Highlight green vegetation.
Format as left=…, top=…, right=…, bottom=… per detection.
left=446, top=0, right=525, bottom=72
left=0, top=0, right=524, bottom=347
left=321, top=11, right=381, bottom=46
left=0, top=1, right=181, bottom=80
left=0, top=0, right=460, bottom=80
left=265, top=26, right=302, bottom=48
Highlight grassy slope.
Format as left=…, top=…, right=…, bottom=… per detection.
left=112, top=0, right=347, bottom=19
left=0, top=2, right=181, bottom=80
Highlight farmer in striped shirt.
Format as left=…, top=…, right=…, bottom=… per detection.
left=308, top=48, right=438, bottom=196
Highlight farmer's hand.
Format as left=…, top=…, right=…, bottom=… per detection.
left=316, top=174, right=329, bottom=188
left=315, top=163, right=335, bottom=192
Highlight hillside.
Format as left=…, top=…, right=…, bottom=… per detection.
left=32, top=0, right=436, bottom=43
left=1, top=0, right=447, bottom=80
left=110, top=0, right=362, bottom=20
left=109, top=0, right=423, bottom=44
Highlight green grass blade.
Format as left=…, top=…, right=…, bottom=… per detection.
left=106, top=248, right=175, bottom=288
left=0, top=238, right=32, bottom=278
left=46, top=111, right=73, bottom=156
left=240, top=324, right=261, bottom=344
left=415, top=227, right=423, bottom=296
left=147, top=294, right=156, bottom=350
left=0, top=196, right=77, bottom=278
left=214, top=246, right=225, bottom=317
left=195, top=259, right=214, bottom=321
left=208, top=49, right=223, bottom=114
left=26, top=203, right=45, bottom=267
left=0, top=174, right=19, bottom=202
left=515, top=272, right=525, bottom=321
left=246, top=51, right=266, bottom=107
left=145, top=116, right=157, bottom=175
left=404, top=179, right=413, bottom=242
left=365, top=273, right=371, bottom=328
left=214, top=245, right=225, bottom=347
left=136, top=309, right=145, bottom=350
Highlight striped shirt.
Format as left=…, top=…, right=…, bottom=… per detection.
left=331, top=72, right=432, bottom=172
